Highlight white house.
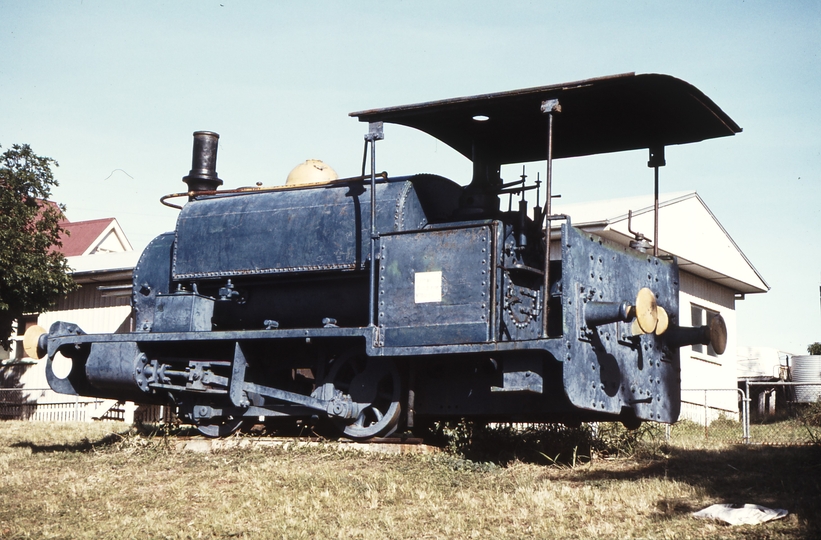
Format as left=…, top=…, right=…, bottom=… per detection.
left=1, top=213, right=141, bottom=421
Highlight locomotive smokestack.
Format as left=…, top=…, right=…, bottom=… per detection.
left=457, top=135, right=501, bottom=217
left=182, top=131, right=223, bottom=192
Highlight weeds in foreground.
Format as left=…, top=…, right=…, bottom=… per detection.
left=427, top=420, right=668, bottom=467
left=799, top=399, right=821, bottom=445
left=798, top=399, right=821, bottom=427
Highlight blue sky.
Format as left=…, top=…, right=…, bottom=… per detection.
left=1, top=1, right=819, bottom=354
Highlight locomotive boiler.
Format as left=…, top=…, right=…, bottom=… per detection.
left=33, top=73, right=738, bottom=439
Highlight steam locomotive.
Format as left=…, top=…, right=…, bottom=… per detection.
left=33, top=73, right=738, bottom=439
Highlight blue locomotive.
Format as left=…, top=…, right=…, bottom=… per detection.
left=36, top=73, right=737, bottom=439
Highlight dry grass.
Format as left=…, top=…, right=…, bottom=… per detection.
left=0, top=421, right=819, bottom=539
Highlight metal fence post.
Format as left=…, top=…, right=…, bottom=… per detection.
left=703, top=389, right=708, bottom=439
left=743, top=382, right=750, bottom=444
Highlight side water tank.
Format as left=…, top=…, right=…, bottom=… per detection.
left=791, top=355, right=821, bottom=403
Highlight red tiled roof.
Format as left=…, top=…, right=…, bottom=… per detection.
left=34, top=200, right=120, bottom=256
left=57, top=218, right=116, bottom=256
left=37, top=200, right=64, bottom=219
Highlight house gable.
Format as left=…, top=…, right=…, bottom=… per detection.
left=556, top=192, right=769, bottom=295
left=58, top=218, right=133, bottom=257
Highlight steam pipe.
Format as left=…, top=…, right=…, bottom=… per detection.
left=366, top=122, right=384, bottom=328
left=161, top=172, right=390, bottom=209
left=648, top=146, right=665, bottom=257
left=654, top=166, right=659, bottom=257
left=541, top=99, right=560, bottom=338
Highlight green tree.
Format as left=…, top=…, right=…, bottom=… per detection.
left=0, top=144, right=76, bottom=350
left=808, top=342, right=821, bottom=356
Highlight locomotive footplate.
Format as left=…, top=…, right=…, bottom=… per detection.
left=42, top=323, right=405, bottom=438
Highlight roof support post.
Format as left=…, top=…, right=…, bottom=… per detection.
left=648, top=146, right=666, bottom=258
left=541, top=99, right=561, bottom=338
left=366, top=122, right=384, bottom=328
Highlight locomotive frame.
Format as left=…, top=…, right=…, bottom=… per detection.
left=36, top=73, right=740, bottom=439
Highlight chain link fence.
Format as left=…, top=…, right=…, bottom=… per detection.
left=667, top=384, right=821, bottom=446
left=742, top=381, right=821, bottom=445
left=669, top=388, right=746, bottom=445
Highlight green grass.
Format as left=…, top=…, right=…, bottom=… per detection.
left=0, top=421, right=819, bottom=539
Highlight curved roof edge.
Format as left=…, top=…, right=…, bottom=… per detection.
left=351, top=73, right=741, bottom=164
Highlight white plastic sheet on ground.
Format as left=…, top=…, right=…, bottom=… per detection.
left=692, top=504, right=788, bottom=526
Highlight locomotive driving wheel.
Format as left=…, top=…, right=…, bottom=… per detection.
left=322, top=352, right=402, bottom=440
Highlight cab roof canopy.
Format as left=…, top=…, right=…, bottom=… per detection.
left=351, top=73, right=741, bottom=164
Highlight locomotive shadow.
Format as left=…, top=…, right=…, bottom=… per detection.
left=11, top=431, right=130, bottom=453
left=8, top=423, right=198, bottom=453
left=436, top=423, right=819, bottom=533
left=575, top=445, right=821, bottom=534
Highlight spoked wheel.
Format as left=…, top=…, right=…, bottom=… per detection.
left=324, top=352, right=402, bottom=440
left=196, top=417, right=244, bottom=438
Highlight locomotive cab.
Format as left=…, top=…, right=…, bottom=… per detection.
left=39, top=73, right=740, bottom=439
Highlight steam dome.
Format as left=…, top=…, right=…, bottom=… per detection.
left=285, top=159, right=339, bottom=186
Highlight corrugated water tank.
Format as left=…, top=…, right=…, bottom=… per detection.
left=791, top=355, right=821, bottom=403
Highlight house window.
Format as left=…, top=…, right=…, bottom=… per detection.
left=691, top=304, right=719, bottom=357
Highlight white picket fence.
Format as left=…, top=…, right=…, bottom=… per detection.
left=0, top=388, right=170, bottom=423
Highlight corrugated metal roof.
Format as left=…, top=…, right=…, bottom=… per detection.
left=66, top=250, right=140, bottom=277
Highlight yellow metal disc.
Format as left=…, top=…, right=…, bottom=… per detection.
left=634, top=288, right=658, bottom=334
left=23, top=325, right=46, bottom=360
left=655, top=306, right=669, bottom=335
left=631, top=319, right=646, bottom=336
